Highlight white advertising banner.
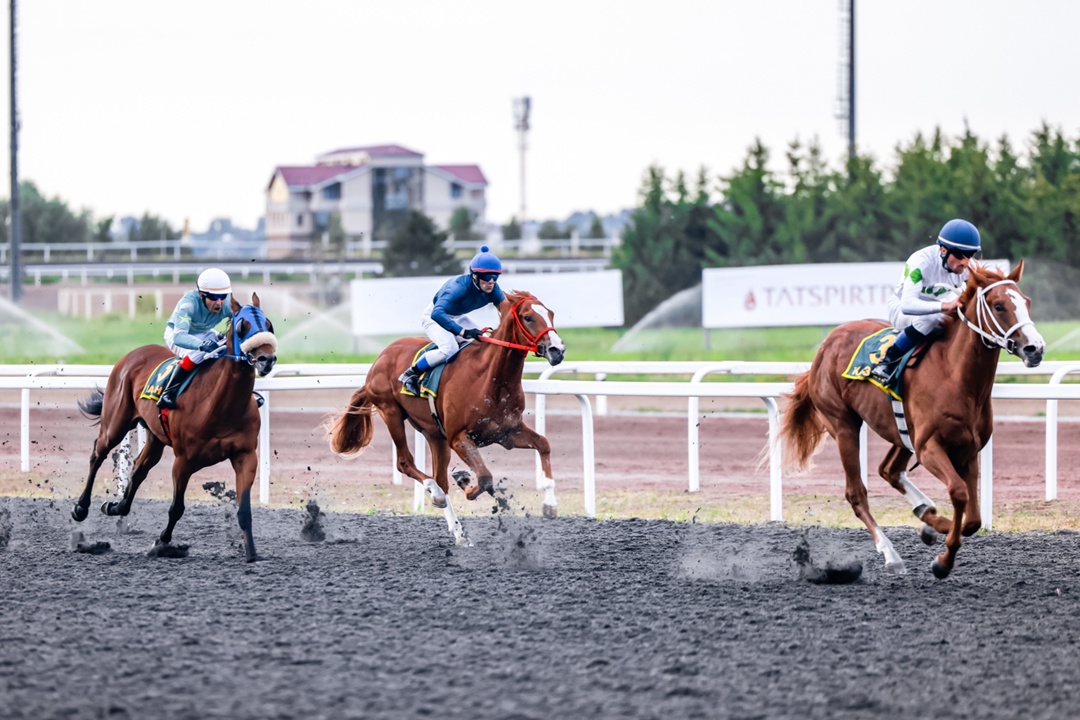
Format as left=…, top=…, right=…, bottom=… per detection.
left=350, top=270, right=624, bottom=336
left=702, top=261, right=1008, bottom=329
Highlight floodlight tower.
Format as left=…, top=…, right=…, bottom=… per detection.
left=9, top=0, right=21, bottom=303
left=835, top=0, right=856, bottom=172
left=513, top=96, right=531, bottom=226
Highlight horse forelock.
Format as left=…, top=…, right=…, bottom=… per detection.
left=958, top=262, right=1009, bottom=308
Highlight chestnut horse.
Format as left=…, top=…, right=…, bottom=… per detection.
left=73, top=294, right=278, bottom=562
left=779, top=261, right=1045, bottom=578
left=326, top=290, right=566, bottom=546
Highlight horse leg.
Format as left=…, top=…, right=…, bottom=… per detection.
left=503, top=424, right=558, bottom=519
left=876, top=445, right=941, bottom=544
left=959, top=457, right=981, bottom=537
left=383, top=410, right=447, bottom=508
left=102, top=433, right=165, bottom=517
left=158, top=457, right=196, bottom=548
left=916, top=439, right=970, bottom=579
left=450, top=434, right=495, bottom=501
left=428, top=438, right=470, bottom=545
left=230, top=451, right=259, bottom=562
left=73, top=417, right=137, bottom=522
left=836, top=422, right=906, bottom=574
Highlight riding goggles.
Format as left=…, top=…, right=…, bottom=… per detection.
left=475, top=273, right=500, bottom=282
left=201, top=292, right=228, bottom=301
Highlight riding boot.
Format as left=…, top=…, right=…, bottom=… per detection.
left=157, top=364, right=195, bottom=409
left=869, top=344, right=906, bottom=384
left=398, top=365, right=421, bottom=396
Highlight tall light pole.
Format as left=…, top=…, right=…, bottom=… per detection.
left=9, top=0, right=21, bottom=303
left=835, top=0, right=856, bottom=175
left=513, top=96, right=530, bottom=227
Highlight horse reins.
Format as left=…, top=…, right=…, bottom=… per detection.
left=476, top=296, right=556, bottom=354
left=956, top=278, right=1034, bottom=353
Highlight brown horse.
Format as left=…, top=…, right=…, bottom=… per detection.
left=326, top=290, right=566, bottom=545
left=73, top=294, right=278, bottom=562
left=779, top=261, right=1045, bottom=578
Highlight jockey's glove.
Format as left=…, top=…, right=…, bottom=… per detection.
left=461, top=328, right=482, bottom=340
left=200, top=339, right=221, bottom=354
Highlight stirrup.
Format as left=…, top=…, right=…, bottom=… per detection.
left=870, top=362, right=897, bottom=383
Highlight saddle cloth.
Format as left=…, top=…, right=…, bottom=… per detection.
left=400, top=343, right=450, bottom=399
left=138, top=357, right=200, bottom=402
left=840, top=327, right=926, bottom=401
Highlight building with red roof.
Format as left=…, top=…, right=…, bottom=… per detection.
left=265, top=144, right=487, bottom=254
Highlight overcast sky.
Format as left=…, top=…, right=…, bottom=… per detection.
left=2, top=1, right=1079, bottom=233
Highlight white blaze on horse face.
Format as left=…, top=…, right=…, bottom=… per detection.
left=532, top=303, right=566, bottom=352
left=1005, top=287, right=1046, bottom=354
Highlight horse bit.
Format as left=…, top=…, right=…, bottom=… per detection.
left=956, top=278, right=1034, bottom=354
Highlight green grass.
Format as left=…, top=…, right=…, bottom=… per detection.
left=5, top=308, right=1080, bottom=366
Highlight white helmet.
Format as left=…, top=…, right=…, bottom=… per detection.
left=197, top=268, right=232, bottom=295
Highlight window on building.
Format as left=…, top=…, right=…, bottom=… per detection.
left=451, top=183, right=462, bottom=199
left=296, top=214, right=304, bottom=227
left=322, top=183, right=341, bottom=200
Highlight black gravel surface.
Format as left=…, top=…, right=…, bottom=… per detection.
left=1, top=496, right=1078, bottom=720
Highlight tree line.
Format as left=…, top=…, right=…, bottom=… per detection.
left=614, top=123, right=1080, bottom=325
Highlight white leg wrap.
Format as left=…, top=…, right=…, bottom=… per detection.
left=424, top=478, right=446, bottom=505
left=899, top=472, right=935, bottom=517
left=874, top=528, right=907, bottom=575
left=443, top=501, right=472, bottom=547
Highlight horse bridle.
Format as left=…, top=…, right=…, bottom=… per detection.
left=478, top=296, right=556, bottom=355
left=223, top=306, right=272, bottom=365
left=956, top=278, right=1033, bottom=354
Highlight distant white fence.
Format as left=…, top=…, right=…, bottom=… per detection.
left=2, top=361, right=1079, bottom=528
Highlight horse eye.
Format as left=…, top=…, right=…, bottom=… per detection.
left=994, top=303, right=1005, bottom=312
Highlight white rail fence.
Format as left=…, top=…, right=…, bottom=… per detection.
left=2, top=361, right=1079, bottom=528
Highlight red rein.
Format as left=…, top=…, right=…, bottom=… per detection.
left=477, top=296, right=555, bottom=354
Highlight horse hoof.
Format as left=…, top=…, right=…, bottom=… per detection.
left=884, top=559, right=907, bottom=576
left=920, top=524, right=938, bottom=546
left=430, top=494, right=447, bottom=509
left=931, top=558, right=951, bottom=579
left=100, top=501, right=114, bottom=516
left=71, top=504, right=88, bottom=522
left=451, top=470, right=472, bottom=490
left=542, top=504, right=558, bottom=519
left=455, top=535, right=474, bottom=547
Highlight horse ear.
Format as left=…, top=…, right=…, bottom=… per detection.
left=1008, top=258, right=1025, bottom=283
left=230, top=294, right=241, bottom=313
left=252, top=292, right=261, bottom=308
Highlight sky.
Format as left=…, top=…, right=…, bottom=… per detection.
left=2, top=0, right=1080, bottom=234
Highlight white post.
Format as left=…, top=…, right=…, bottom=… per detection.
left=981, top=435, right=993, bottom=531
left=595, top=372, right=608, bottom=416
left=577, top=394, right=596, bottom=518
left=766, top=398, right=783, bottom=522
left=259, top=393, right=271, bottom=504
left=1045, top=397, right=1059, bottom=501
left=413, top=429, right=426, bottom=513
left=859, top=422, right=868, bottom=487
left=20, top=388, right=30, bottom=472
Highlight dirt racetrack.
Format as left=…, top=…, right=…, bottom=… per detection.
left=3, top=394, right=1080, bottom=718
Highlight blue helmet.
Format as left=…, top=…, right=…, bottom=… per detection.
left=469, top=245, right=503, bottom=274
left=937, top=219, right=981, bottom=255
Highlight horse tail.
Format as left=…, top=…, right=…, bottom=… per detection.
left=77, top=387, right=105, bottom=425
left=324, top=386, right=375, bottom=458
left=779, top=371, right=827, bottom=473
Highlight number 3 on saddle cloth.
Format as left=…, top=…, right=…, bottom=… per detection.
left=138, top=357, right=201, bottom=403
left=841, top=327, right=930, bottom=401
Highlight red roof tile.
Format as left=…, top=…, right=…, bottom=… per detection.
left=432, top=165, right=487, bottom=185
left=276, top=165, right=356, bottom=188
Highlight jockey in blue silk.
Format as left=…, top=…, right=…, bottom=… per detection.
left=398, top=246, right=507, bottom=396
left=869, top=219, right=981, bottom=383
left=157, top=267, right=233, bottom=408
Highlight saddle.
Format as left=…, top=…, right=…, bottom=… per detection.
left=399, top=341, right=475, bottom=399
left=139, top=357, right=202, bottom=402
left=841, top=327, right=931, bottom=400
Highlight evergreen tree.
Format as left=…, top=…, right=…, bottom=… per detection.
left=449, top=207, right=479, bottom=241
left=381, top=210, right=458, bottom=277
left=587, top=216, right=606, bottom=239
left=502, top=216, right=522, bottom=241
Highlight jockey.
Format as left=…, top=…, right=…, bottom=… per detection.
left=870, top=219, right=981, bottom=383
left=398, top=245, right=506, bottom=396
left=157, top=267, right=232, bottom=409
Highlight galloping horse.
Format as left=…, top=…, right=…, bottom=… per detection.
left=73, top=294, right=278, bottom=562
left=779, top=261, right=1045, bottom=578
left=326, top=290, right=566, bottom=545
